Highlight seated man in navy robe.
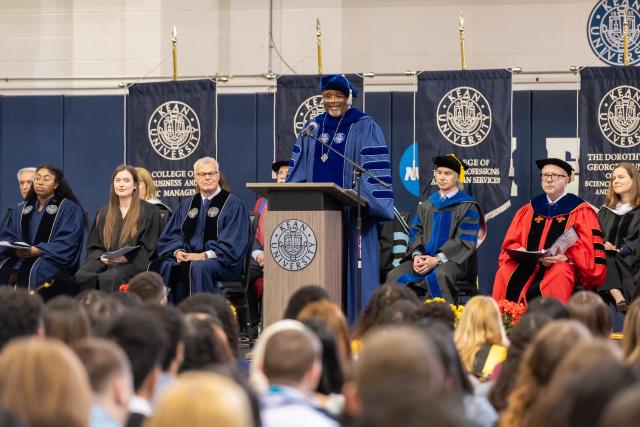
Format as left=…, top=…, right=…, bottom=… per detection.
left=386, top=155, right=486, bottom=303
left=287, top=74, right=394, bottom=321
left=151, top=157, right=251, bottom=303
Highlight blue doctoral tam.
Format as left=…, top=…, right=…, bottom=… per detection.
left=320, top=74, right=359, bottom=98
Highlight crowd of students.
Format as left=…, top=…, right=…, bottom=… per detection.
left=0, top=281, right=639, bottom=427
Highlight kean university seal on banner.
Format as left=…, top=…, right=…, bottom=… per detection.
left=588, top=0, right=640, bottom=66
left=270, top=219, right=317, bottom=271
left=293, top=95, right=325, bottom=136
left=148, top=101, right=201, bottom=160
left=598, top=85, right=640, bottom=147
left=437, top=86, right=492, bottom=147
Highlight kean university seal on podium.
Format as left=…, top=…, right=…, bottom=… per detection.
left=270, top=219, right=318, bottom=271
left=588, top=0, right=640, bottom=66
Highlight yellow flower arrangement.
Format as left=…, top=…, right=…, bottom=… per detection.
left=424, top=297, right=464, bottom=327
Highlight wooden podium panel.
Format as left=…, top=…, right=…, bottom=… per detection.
left=263, top=210, right=343, bottom=327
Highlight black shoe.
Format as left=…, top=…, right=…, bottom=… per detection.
left=616, top=301, right=629, bottom=313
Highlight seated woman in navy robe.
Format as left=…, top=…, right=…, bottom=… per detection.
left=0, top=165, right=85, bottom=289
left=150, top=157, right=251, bottom=303
left=75, top=165, right=163, bottom=293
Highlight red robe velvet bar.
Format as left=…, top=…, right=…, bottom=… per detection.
left=492, top=193, right=606, bottom=304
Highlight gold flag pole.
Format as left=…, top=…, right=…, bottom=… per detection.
left=459, top=11, right=467, bottom=71
left=316, top=18, right=323, bottom=74
left=172, top=25, right=178, bottom=80
left=623, top=5, right=630, bottom=66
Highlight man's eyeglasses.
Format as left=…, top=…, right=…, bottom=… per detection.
left=540, top=173, right=568, bottom=182
left=322, top=94, right=346, bottom=102
left=195, top=171, right=219, bottom=178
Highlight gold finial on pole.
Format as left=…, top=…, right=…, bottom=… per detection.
left=172, top=25, right=178, bottom=80
left=623, top=5, right=630, bottom=66
left=459, top=11, right=467, bottom=71
left=316, top=18, right=323, bottom=74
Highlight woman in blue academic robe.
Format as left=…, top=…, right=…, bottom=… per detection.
left=0, top=165, right=85, bottom=290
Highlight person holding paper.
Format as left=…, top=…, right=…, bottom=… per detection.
left=287, top=74, right=393, bottom=321
left=150, top=157, right=251, bottom=303
left=75, top=165, right=163, bottom=293
left=597, top=163, right=640, bottom=312
left=492, top=158, right=607, bottom=304
left=386, top=155, right=486, bottom=303
left=0, top=165, right=86, bottom=289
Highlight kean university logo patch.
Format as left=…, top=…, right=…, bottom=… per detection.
left=270, top=219, right=317, bottom=271
left=598, top=85, right=640, bottom=147
left=437, top=86, right=492, bottom=147
left=148, top=101, right=201, bottom=160
left=588, top=0, right=640, bottom=66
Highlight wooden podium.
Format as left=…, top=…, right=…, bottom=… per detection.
left=246, top=183, right=364, bottom=327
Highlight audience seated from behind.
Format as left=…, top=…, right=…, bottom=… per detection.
left=622, top=299, right=640, bottom=365
left=73, top=338, right=134, bottom=427
left=150, top=157, right=250, bottom=303
left=135, top=167, right=172, bottom=224
left=0, top=337, right=93, bottom=427
left=499, top=320, right=591, bottom=427
left=77, top=290, right=125, bottom=336
left=488, top=312, right=552, bottom=412
left=179, top=293, right=241, bottom=359
left=599, top=385, right=640, bottom=427
left=0, top=165, right=86, bottom=291
left=0, top=287, right=44, bottom=351
left=180, top=312, right=233, bottom=372
left=282, top=285, right=330, bottom=319
left=454, top=296, right=509, bottom=384
left=412, top=300, right=457, bottom=330
left=147, top=372, right=254, bottom=427
left=141, top=304, right=186, bottom=406
left=567, top=291, right=612, bottom=338
left=597, top=163, right=640, bottom=312
left=127, top=272, right=167, bottom=304
left=43, top=295, right=91, bottom=345
left=258, top=321, right=338, bottom=427
left=75, top=165, right=163, bottom=293
left=421, top=321, right=498, bottom=427
left=104, top=311, right=168, bottom=427
left=522, top=339, right=635, bottom=427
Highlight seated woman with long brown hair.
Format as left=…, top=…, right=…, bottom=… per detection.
left=75, top=165, right=163, bottom=293
left=598, top=162, right=640, bottom=312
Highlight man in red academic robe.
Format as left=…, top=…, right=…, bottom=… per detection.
left=492, top=158, right=606, bottom=304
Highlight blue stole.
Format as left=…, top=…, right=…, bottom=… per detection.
left=312, top=108, right=365, bottom=184
left=530, top=193, right=584, bottom=217
left=398, top=191, right=475, bottom=297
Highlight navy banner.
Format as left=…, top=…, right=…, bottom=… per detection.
left=579, top=67, right=640, bottom=206
left=416, top=69, right=512, bottom=219
left=127, top=80, right=216, bottom=210
left=275, top=74, right=363, bottom=162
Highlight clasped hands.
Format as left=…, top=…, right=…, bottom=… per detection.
left=413, top=254, right=440, bottom=275
left=100, top=255, right=128, bottom=266
left=175, top=249, right=207, bottom=263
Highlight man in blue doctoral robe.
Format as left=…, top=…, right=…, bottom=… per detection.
left=287, top=74, right=394, bottom=322
left=151, top=157, right=251, bottom=303
left=386, top=155, right=486, bottom=303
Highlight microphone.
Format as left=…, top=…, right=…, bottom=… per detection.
left=297, top=121, right=318, bottom=137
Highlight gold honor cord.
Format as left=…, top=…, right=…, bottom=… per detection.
left=316, top=18, right=323, bottom=74
left=172, top=25, right=178, bottom=80
left=623, top=5, right=630, bottom=66
left=459, top=11, right=467, bottom=71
